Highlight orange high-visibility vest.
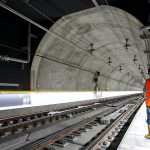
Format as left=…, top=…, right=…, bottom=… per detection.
left=145, top=78, right=150, bottom=106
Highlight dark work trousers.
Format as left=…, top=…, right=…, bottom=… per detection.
left=147, top=106, right=150, bottom=124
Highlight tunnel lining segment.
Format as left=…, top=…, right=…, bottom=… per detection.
left=31, top=6, right=146, bottom=91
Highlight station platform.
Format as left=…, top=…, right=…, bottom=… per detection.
left=118, top=102, right=150, bottom=150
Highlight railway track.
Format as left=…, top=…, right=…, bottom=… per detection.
left=20, top=107, right=114, bottom=150
left=18, top=95, right=142, bottom=150
left=0, top=94, right=143, bottom=150
left=80, top=101, right=142, bottom=150
left=0, top=94, right=139, bottom=138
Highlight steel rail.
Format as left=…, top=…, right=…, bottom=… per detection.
left=20, top=108, right=114, bottom=150
left=80, top=101, right=142, bottom=150
left=0, top=94, right=138, bottom=122
left=0, top=94, right=141, bottom=137
left=18, top=96, right=142, bottom=150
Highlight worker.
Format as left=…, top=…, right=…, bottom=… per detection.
left=145, top=78, right=150, bottom=139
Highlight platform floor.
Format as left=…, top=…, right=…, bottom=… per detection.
left=118, top=102, right=150, bottom=150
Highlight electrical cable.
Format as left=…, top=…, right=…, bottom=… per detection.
left=0, top=1, right=130, bottom=76
left=94, top=0, right=144, bottom=79
left=21, top=0, right=123, bottom=72
left=21, top=0, right=141, bottom=81
left=0, top=43, right=140, bottom=87
left=104, top=0, right=146, bottom=78
left=92, top=0, right=145, bottom=85
left=0, top=2, right=143, bottom=87
left=22, top=0, right=91, bottom=45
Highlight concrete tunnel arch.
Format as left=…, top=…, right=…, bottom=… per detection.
left=31, top=5, right=147, bottom=91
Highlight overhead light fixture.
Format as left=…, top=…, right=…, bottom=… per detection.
left=88, top=43, right=95, bottom=54
left=138, top=64, right=141, bottom=70
left=133, top=55, right=138, bottom=63
left=119, top=66, right=122, bottom=72
left=107, top=57, right=112, bottom=65
left=124, top=38, right=131, bottom=50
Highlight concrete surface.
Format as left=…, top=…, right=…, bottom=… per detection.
left=117, top=102, right=150, bottom=150
left=52, top=143, right=82, bottom=150
left=31, top=5, right=146, bottom=91
left=100, top=104, right=131, bottom=124
left=73, top=125, right=106, bottom=145
left=51, top=125, right=106, bottom=150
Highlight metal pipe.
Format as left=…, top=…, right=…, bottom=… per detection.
left=0, top=22, right=31, bottom=63
left=27, top=22, right=31, bottom=63
left=91, top=0, right=99, bottom=7
left=0, top=83, right=20, bottom=87
left=0, top=55, right=28, bottom=63
left=0, top=2, right=83, bottom=51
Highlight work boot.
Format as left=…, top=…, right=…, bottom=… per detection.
left=145, top=124, right=150, bottom=139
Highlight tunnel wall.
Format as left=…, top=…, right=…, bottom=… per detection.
left=31, top=5, right=146, bottom=91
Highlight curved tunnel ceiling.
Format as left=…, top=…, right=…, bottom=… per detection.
left=31, top=5, right=148, bottom=91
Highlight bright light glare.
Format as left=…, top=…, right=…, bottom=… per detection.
left=0, top=91, right=142, bottom=110
left=30, top=91, right=142, bottom=106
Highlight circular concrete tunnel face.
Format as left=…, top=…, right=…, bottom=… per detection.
left=31, top=5, right=147, bottom=91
